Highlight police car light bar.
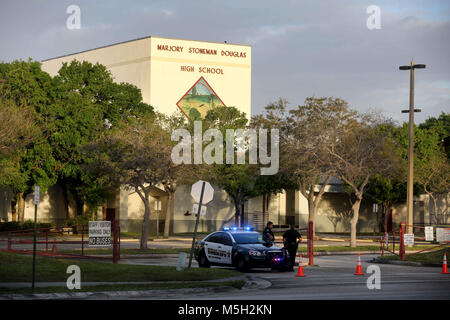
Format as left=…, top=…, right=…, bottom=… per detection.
left=222, top=226, right=254, bottom=231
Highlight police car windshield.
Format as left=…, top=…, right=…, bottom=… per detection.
left=232, top=233, right=264, bottom=244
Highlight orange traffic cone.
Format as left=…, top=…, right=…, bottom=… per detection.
left=353, top=254, right=365, bottom=275
left=296, top=254, right=306, bottom=277
left=441, top=253, right=449, bottom=274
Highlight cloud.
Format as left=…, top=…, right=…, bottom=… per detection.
left=0, top=0, right=449, bottom=124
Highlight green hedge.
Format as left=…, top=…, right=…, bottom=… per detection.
left=0, top=220, right=54, bottom=232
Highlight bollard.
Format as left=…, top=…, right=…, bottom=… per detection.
left=81, top=225, right=84, bottom=256
left=393, top=231, right=395, bottom=254
left=52, top=239, right=57, bottom=254
left=112, top=220, right=120, bottom=263
left=7, top=233, right=11, bottom=252
left=400, top=222, right=405, bottom=260
left=176, top=252, right=188, bottom=271
left=307, top=221, right=314, bottom=266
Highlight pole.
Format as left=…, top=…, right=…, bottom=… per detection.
left=188, top=182, right=205, bottom=268
left=308, top=221, right=314, bottom=266
left=31, top=204, right=37, bottom=292
left=81, top=224, right=84, bottom=256
left=406, top=60, right=415, bottom=236
left=113, top=220, right=119, bottom=263
left=400, top=221, right=406, bottom=260
left=156, top=209, right=159, bottom=239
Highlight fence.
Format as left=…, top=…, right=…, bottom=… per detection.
left=380, top=221, right=449, bottom=260
left=0, top=220, right=121, bottom=263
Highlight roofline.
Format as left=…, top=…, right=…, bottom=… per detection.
left=41, top=35, right=251, bottom=62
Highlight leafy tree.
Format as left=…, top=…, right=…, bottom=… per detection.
left=419, top=112, right=450, bottom=159
left=251, top=99, right=302, bottom=227
left=0, top=60, right=58, bottom=222
left=156, top=112, right=193, bottom=238
left=416, top=152, right=449, bottom=224
left=201, top=106, right=257, bottom=226
left=0, top=96, right=39, bottom=162
left=84, top=114, right=173, bottom=249
left=50, top=60, right=153, bottom=216
left=364, top=122, right=405, bottom=232
left=325, top=111, right=396, bottom=247
left=284, top=97, right=348, bottom=236
left=411, top=121, right=450, bottom=225
left=365, top=174, right=406, bottom=232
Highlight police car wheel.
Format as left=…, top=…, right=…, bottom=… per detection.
left=198, top=252, right=210, bottom=268
left=236, top=256, right=249, bottom=272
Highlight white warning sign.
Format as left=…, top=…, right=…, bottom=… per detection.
left=404, top=233, right=414, bottom=246
left=425, top=226, right=433, bottom=242
left=88, top=221, right=111, bottom=247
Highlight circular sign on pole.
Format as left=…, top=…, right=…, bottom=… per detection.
left=191, top=180, right=214, bottom=204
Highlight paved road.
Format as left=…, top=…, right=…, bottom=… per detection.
left=117, top=254, right=450, bottom=300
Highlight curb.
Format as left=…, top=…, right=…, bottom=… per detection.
left=0, top=286, right=237, bottom=300
left=313, top=251, right=381, bottom=256
left=0, top=275, right=270, bottom=300
left=370, top=257, right=441, bottom=268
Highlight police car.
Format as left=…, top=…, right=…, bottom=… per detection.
left=194, top=227, right=290, bottom=271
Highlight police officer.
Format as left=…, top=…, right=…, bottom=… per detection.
left=262, top=221, right=275, bottom=244
left=283, top=224, right=302, bottom=271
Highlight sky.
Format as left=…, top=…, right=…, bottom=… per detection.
left=0, top=0, right=449, bottom=124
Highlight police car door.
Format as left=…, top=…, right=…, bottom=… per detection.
left=204, top=233, right=221, bottom=264
left=218, top=233, right=233, bottom=265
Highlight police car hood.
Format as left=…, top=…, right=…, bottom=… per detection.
left=238, top=243, right=283, bottom=252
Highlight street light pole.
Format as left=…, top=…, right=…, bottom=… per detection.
left=399, top=60, right=425, bottom=235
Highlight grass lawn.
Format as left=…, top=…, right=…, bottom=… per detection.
left=309, top=245, right=437, bottom=253
left=0, top=280, right=246, bottom=295
left=58, top=248, right=192, bottom=255
left=378, top=247, right=449, bottom=264
left=0, top=251, right=241, bottom=283
left=58, top=245, right=438, bottom=255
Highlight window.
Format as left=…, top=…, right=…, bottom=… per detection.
left=215, top=232, right=233, bottom=246
left=232, top=233, right=264, bottom=244
left=205, top=233, right=220, bottom=243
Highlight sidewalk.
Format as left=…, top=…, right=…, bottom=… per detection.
left=0, top=275, right=248, bottom=288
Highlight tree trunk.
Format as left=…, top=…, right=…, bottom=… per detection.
left=62, top=184, right=70, bottom=220
left=140, top=192, right=151, bottom=249
left=11, top=201, right=17, bottom=222
left=17, top=192, right=25, bottom=224
left=350, top=199, right=361, bottom=248
left=76, top=197, right=84, bottom=217
left=432, top=196, right=439, bottom=225
left=234, top=200, right=240, bottom=226
left=262, top=194, right=266, bottom=226
left=163, top=192, right=174, bottom=238
left=241, top=203, right=245, bottom=227
left=380, top=203, right=386, bottom=233
left=102, top=201, right=107, bottom=220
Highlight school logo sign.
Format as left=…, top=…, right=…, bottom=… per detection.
left=176, top=77, right=225, bottom=120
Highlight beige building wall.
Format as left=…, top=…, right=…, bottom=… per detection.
left=42, top=37, right=152, bottom=103
left=41, top=36, right=251, bottom=119
left=0, top=187, right=13, bottom=222
left=171, top=184, right=236, bottom=234
left=23, top=185, right=72, bottom=225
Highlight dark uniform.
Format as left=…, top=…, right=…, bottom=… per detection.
left=262, top=227, right=275, bottom=243
left=283, top=228, right=302, bottom=270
